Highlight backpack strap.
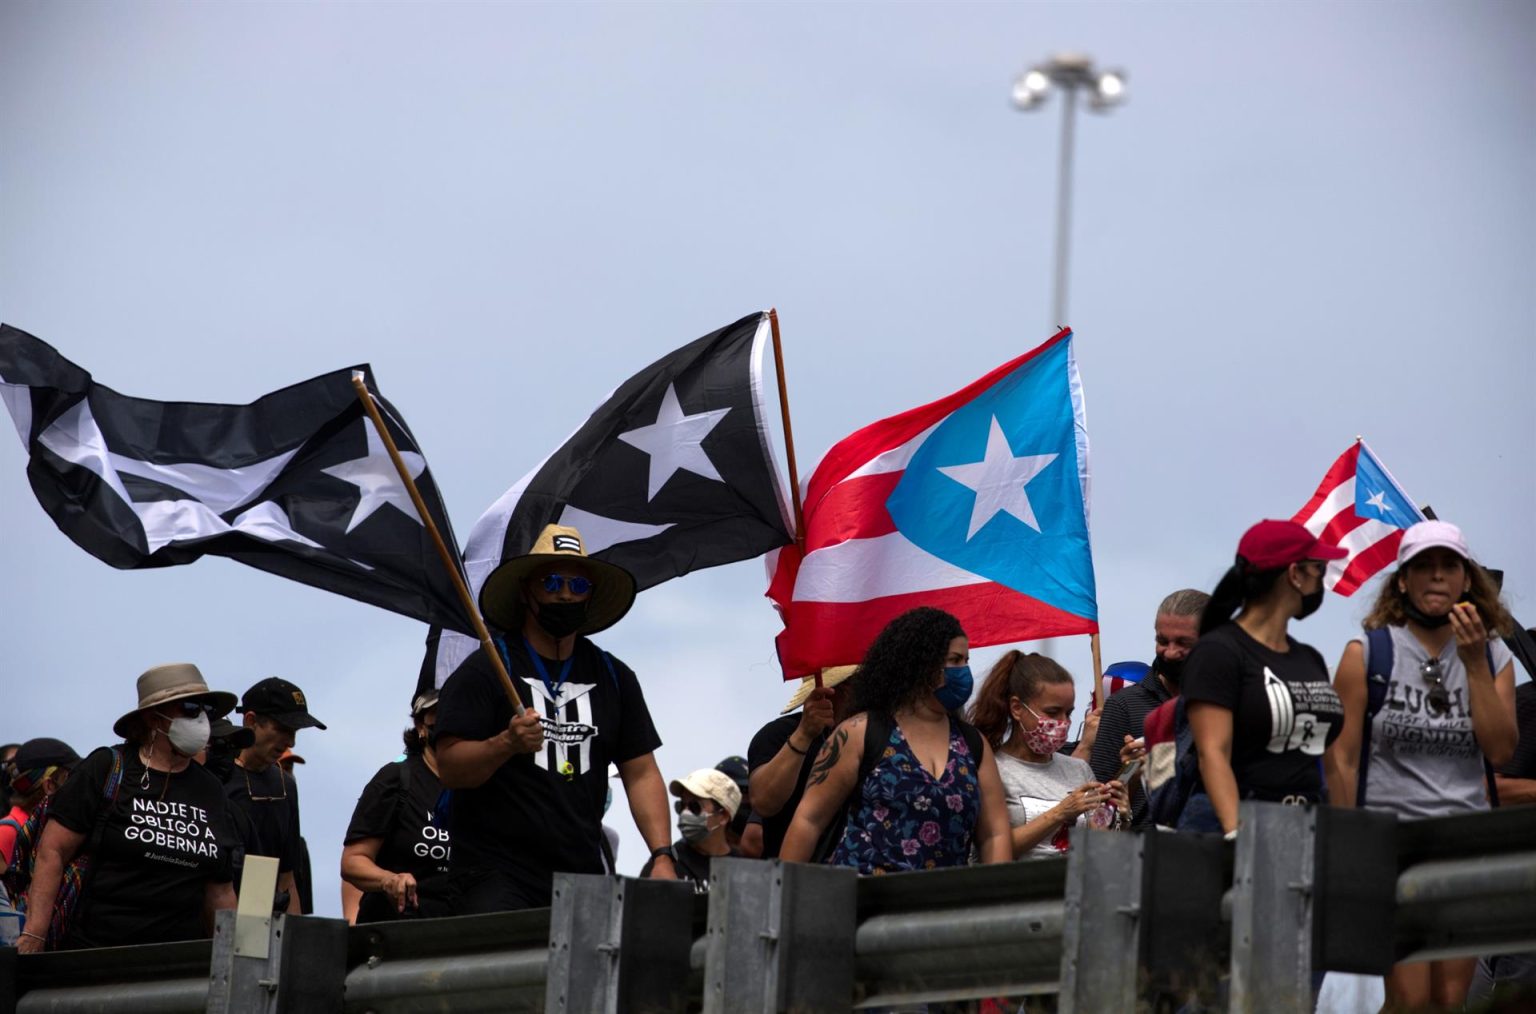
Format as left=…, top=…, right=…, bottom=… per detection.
left=0, top=818, right=23, bottom=876
left=598, top=650, right=619, bottom=691
left=1357, top=628, right=1395, bottom=807
left=957, top=720, right=985, bottom=772
left=1483, top=642, right=1501, bottom=809
left=857, top=711, right=893, bottom=788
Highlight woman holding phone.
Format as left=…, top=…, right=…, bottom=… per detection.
left=967, top=651, right=1130, bottom=857
left=1325, top=520, right=1517, bottom=1010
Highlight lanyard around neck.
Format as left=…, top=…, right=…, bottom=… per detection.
left=522, top=636, right=575, bottom=699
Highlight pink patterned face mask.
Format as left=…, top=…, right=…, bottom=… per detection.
left=1019, top=701, right=1071, bottom=755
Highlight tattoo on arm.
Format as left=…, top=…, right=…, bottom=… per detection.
left=808, top=728, right=848, bottom=787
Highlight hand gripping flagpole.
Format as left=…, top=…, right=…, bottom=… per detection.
left=350, top=373, right=526, bottom=716
left=769, top=309, right=822, bottom=689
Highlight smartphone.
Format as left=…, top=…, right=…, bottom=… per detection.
left=1115, top=758, right=1142, bottom=784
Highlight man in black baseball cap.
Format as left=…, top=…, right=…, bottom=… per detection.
left=223, top=678, right=326, bottom=915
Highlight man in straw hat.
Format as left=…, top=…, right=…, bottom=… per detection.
left=435, top=524, right=676, bottom=912
left=746, top=665, right=860, bottom=860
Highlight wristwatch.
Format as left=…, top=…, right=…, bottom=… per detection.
left=649, top=845, right=677, bottom=863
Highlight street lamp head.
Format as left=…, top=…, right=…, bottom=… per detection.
left=1088, top=69, right=1126, bottom=111
left=1011, top=68, right=1052, bottom=110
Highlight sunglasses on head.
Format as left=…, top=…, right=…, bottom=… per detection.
left=674, top=799, right=714, bottom=816
left=1419, top=658, right=1452, bottom=716
left=541, top=574, right=593, bottom=596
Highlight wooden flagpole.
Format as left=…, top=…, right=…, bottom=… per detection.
left=1089, top=631, right=1104, bottom=713
left=349, top=373, right=525, bottom=716
left=768, top=309, right=823, bottom=690
left=768, top=308, right=805, bottom=546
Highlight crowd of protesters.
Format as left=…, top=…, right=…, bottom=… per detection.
left=4, top=518, right=1535, bottom=1010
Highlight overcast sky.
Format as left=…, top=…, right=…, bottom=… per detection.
left=3, top=1, right=1532, bottom=917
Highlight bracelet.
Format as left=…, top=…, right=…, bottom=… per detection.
left=19, top=930, right=46, bottom=942
left=649, top=844, right=677, bottom=862
left=785, top=738, right=809, bottom=756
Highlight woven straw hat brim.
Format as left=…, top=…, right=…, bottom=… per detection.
left=479, top=554, right=637, bottom=637
left=780, top=665, right=859, bottom=715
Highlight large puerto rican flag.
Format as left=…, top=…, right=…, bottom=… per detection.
left=768, top=328, right=1097, bottom=677
left=1292, top=439, right=1424, bottom=597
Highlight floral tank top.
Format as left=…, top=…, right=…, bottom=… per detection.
left=831, top=716, right=981, bottom=874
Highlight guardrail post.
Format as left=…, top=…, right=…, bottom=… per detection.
left=206, top=911, right=346, bottom=1014
left=1313, top=805, right=1397, bottom=975
left=1229, top=802, right=1316, bottom=1014
left=1140, top=827, right=1230, bottom=1005
left=702, top=857, right=856, bottom=1013
left=1059, top=827, right=1143, bottom=1013
left=546, top=873, right=695, bottom=1013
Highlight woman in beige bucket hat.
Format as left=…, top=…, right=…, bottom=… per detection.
left=16, top=664, right=241, bottom=954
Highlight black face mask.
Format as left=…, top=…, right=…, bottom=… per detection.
left=533, top=600, right=589, bottom=639
left=204, top=740, right=237, bottom=782
left=1296, top=588, right=1324, bottom=620
left=1152, top=653, right=1185, bottom=688
left=1401, top=598, right=1453, bottom=629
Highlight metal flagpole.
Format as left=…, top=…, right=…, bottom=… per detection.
left=1052, top=82, right=1078, bottom=329
left=350, top=372, right=526, bottom=716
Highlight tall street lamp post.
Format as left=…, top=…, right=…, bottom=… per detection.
left=1012, top=54, right=1126, bottom=329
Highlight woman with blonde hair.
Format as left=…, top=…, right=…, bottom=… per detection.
left=1325, top=520, right=1517, bottom=1010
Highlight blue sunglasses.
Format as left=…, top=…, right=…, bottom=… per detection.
left=541, top=574, right=593, bottom=596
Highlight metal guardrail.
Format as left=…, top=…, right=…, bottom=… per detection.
left=3, top=801, right=1534, bottom=1013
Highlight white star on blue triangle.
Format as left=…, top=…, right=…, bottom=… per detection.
left=884, top=337, right=1096, bottom=621
left=1353, top=445, right=1418, bottom=528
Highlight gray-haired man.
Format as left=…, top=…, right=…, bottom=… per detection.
left=1090, top=589, right=1209, bottom=826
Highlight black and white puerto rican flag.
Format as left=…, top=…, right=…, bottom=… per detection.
left=424, top=311, right=794, bottom=687
left=0, top=324, right=475, bottom=634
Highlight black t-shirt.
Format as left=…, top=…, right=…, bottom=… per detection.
left=639, top=839, right=736, bottom=893
left=344, top=754, right=452, bottom=922
left=746, top=715, right=825, bottom=859
left=434, top=638, right=660, bottom=901
left=223, top=762, right=302, bottom=876
left=1181, top=623, right=1344, bottom=803
left=50, top=745, right=237, bottom=948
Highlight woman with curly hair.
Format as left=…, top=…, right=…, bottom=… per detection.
left=779, top=607, right=1011, bottom=872
left=968, top=651, right=1129, bottom=857
left=1324, top=520, right=1517, bottom=1011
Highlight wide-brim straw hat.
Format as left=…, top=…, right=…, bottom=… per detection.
left=479, top=524, right=637, bottom=637
left=113, top=663, right=238, bottom=738
left=780, top=665, right=859, bottom=715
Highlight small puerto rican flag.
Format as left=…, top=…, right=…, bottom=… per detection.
left=1291, top=439, right=1425, bottom=597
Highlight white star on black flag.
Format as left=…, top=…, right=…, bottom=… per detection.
left=423, top=311, right=794, bottom=688
left=0, top=324, right=476, bottom=635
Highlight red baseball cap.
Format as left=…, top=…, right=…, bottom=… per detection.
left=1237, top=520, right=1347, bottom=571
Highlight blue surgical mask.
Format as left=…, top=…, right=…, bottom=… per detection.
left=934, top=665, right=973, bottom=712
